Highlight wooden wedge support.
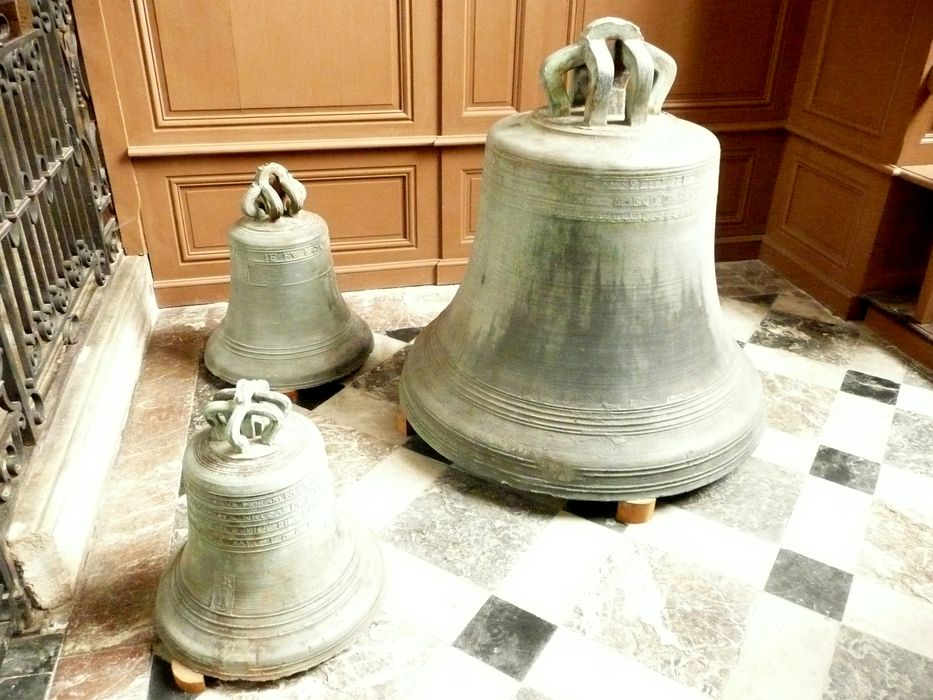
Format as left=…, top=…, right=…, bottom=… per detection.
left=396, top=406, right=415, bottom=437
left=615, top=498, right=656, bottom=524
left=282, top=389, right=299, bottom=403
left=171, top=660, right=206, bottom=694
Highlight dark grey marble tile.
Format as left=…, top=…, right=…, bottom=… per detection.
left=385, top=327, right=422, bottom=342
left=383, top=470, right=561, bottom=590
left=569, top=539, right=757, bottom=697
left=809, top=445, right=881, bottom=495
left=715, top=261, right=796, bottom=299
left=840, top=370, right=900, bottom=405
left=0, top=672, right=52, bottom=699
left=402, top=434, right=452, bottom=465
left=453, top=596, right=556, bottom=681
left=669, top=457, right=804, bottom=541
left=0, top=633, right=62, bottom=677
left=294, top=381, right=345, bottom=411
left=736, top=292, right=779, bottom=307
left=748, top=310, right=860, bottom=365
left=764, top=549, right=852, bottom=621
left=350, top=345, right=410, bottom=404
left=884, top=409, right=933, bottom=477
left=825, top=626, right=933, bottom=699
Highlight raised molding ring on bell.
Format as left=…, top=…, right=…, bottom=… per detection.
left=205, top=163, right=373, bottom=390
left=153, top=379, right=384, bottom=681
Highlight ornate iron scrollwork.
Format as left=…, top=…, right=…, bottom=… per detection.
left=0, top=0, right=121, bottom=634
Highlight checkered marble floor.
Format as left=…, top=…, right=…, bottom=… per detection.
left=4, top=261, right=932, bottom=699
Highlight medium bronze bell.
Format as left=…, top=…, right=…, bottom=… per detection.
left=205, top=163, right=373, bottom=390
left=399, top=17, right=764, bottom=500
left=153, top=380, right=383, bottom=681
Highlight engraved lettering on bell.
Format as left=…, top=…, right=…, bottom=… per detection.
left=399, top=17, right=765, bottom=500
left=153, top=379, right=384, bottom=681
left=205, top=163, right=373, bottom=390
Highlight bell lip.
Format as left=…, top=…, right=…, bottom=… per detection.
left=152, top=518, right=385, bottom=682
left=399, top=337, right=766, bottom=501
left=203, top=325, right=374, bottom=391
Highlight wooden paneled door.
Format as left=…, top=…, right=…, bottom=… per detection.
left=75, top=0, right=811, bottom=306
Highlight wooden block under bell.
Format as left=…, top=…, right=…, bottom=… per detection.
left=615, top=499, right=656, bottom=524
left=396, top=407, right=415, bottom=437
left=171, top=660, right=206, bottom=694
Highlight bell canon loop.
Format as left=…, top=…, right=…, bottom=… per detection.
left=399, top=17, right=765, bottom=500
left=205, top=163, right=373, bottom=390
left=153, top=379, right=384, bottom=681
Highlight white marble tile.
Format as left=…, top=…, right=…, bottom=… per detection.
left=844, top=577, right=933, bottom=659
left=744, top=343, right=847, bottom=390
left=903, top=366, right=933, bottom=389
left=311, top=386, right=405, bottom=445
left=341, top=333, right=409, bottom=385
left=752, top=427, right=821, bottom=474
left=859, top=500, right=933, bottom=604
left=621, top=504, right=779, bottom=589
left=720, top=298, right=770, bottom=342
left=820, top=391, right=896, bottom=463
left=874, top=464, right=933, bottom=517
left=524, top=627, right=704, bottom=700
left=848, top=335, right=910, bottom=384
left=722, top=592, right=838, bottom=700
left=407, top=645, right=518, bottom=700
left=337, top=448, right=446, bottom=531
left=380, top=544, right=489, bottom=645
left=781, top=476, right=872, bottom=573
left=896, top=382, right=933, bottom=418
left=494, top=511, right=619, bottom=625
left=402, top=284, right=459, bottom=326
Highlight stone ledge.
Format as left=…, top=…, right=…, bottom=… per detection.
left=6, top=256, right=157, bottom=611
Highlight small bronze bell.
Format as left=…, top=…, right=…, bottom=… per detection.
left=153, top=379, right=383, bottom=681
left=399, top=17, right=764, bottom=500
left=205, top=163, right=373, bottom=390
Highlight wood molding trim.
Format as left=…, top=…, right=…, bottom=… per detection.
left=863, top=308, right=933, bottom=369
left=785, top=125, right=898, bottom=176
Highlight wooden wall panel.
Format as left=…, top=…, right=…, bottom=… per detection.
left=571, top=0, right=811, bottom=125
left=150, top=1, right=401, bottom=117
left=714, top=131, right=786, bottom=260
left=79, top=0, right=837, bottom=306
left=761, top=136, right=892, bottom=316
left=899, top=42, right=933, bottom=165
left=105, top=0, right=437, bottom=150
left=438, top=147, right=484, bottom=282
left=136, top=149, right=439, bottom=306
left=789, top=0, right=933, bottom=164
left=441, top=0, right=574, bottom=135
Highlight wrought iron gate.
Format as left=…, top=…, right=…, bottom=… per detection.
left=0, top=0, right=120, bottom=636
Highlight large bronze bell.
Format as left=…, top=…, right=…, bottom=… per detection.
left=399, top=17, right=764, bottom=500
left=205, top=163, right=373, bottom=390
left=154, top=380, right=383, bottom=681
